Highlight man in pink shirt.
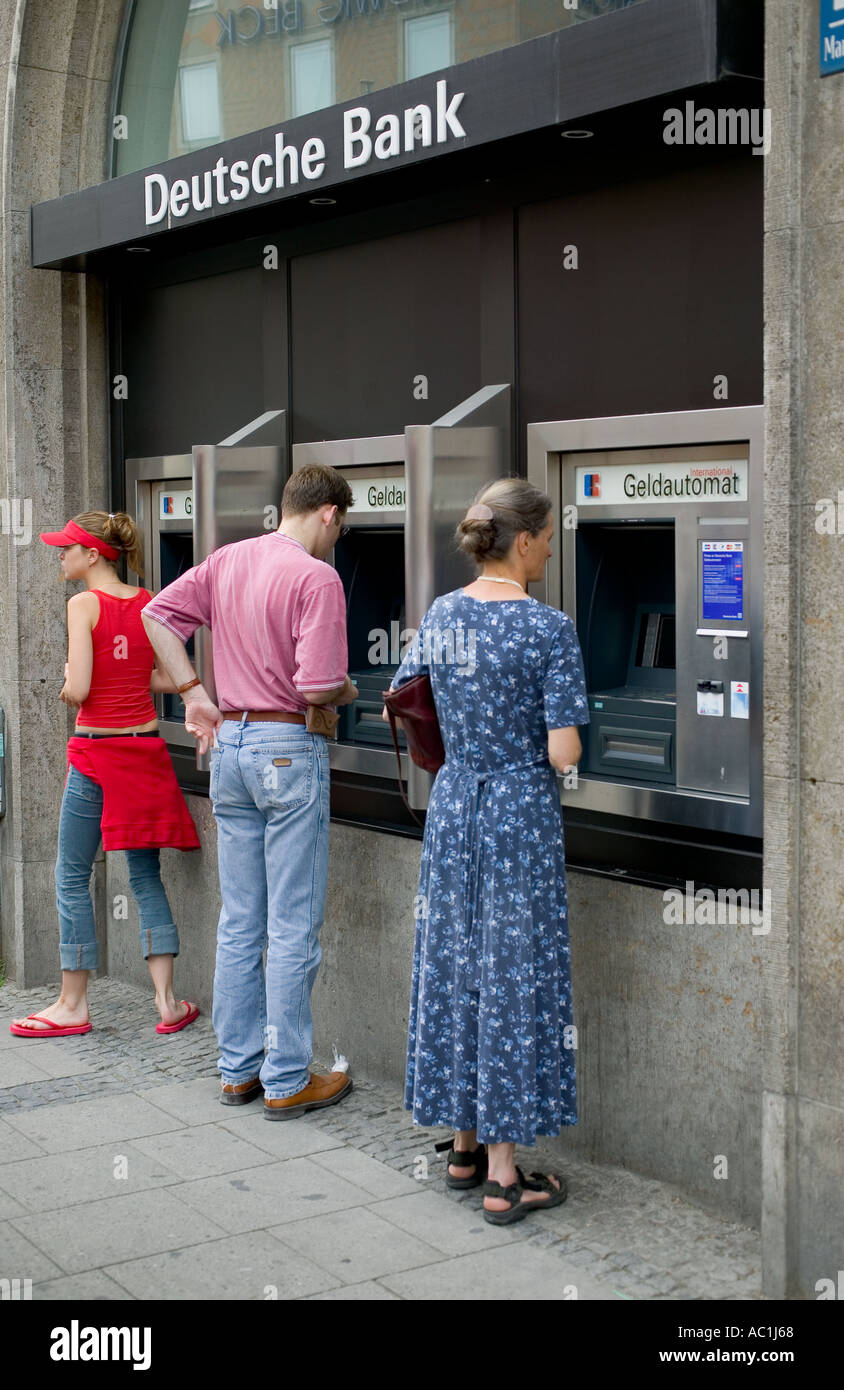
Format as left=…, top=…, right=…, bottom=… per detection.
left=142, top=465, right=358, bottom=1118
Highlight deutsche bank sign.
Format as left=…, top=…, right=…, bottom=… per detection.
left=143, top=80, right=466, bottom=226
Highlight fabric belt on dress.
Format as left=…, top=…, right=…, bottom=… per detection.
left=447, top=754, right=551, bottom=992
left=221, top=710, right=306, bottom=724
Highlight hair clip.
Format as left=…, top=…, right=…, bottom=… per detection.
left=465, top=503, right=494, bottom=521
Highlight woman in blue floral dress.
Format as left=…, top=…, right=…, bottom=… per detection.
left=385, top=477, right=588, bottom=1225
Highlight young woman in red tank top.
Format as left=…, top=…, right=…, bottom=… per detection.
left=10, top=511, right=201, bottom=1039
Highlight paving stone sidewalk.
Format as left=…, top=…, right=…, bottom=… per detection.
left=0, top=978, right=764, bottom=1301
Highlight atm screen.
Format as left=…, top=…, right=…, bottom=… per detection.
left=158, top=532, right=195, bottom=720
left=701, top=541, right=744, bottom=622
left=634, top=610, right=676, bottom=670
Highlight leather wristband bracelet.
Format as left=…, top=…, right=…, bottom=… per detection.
left=177, top=677, right=202, bottom=697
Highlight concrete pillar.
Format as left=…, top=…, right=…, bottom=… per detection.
left=0, top=0, right=123, bottom=985
left=762, top=0, right=844, bottom=1298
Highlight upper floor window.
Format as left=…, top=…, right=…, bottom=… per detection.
left=291, top=39, right=334, bottom=118
left=405, top=12, right=454, bottom=81
left=179, top=62, right=222, bottom=145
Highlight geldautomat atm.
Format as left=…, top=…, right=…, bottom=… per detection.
left=528, top=406, right=763, bottom=888
left=293, top=383, right=512, bottom=829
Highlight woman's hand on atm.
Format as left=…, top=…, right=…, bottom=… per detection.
left=547, top=726, right=582, bottom=773
left=381, top=701, right=403, bottom=730
left=182, top=684, right=224, bottom=755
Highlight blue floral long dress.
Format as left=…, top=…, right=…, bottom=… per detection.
left=391, top=589, right=589, bottom=1147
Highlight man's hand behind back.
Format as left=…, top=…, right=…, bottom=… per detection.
left=183, top=686, right=224, bottom=755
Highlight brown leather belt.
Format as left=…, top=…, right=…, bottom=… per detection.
left=221, top=710, right=306, bottom=724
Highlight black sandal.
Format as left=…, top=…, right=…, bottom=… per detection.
left=482, top=1165, right=567, bottom=1224
left=434, top=1137, right=489, bottom=1190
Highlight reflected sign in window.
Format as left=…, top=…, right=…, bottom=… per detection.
left=179, top=62, right=221, bottom=144
left=291, top=39, right=334, bottom=118
left=405, top=12, right=454, bottom=81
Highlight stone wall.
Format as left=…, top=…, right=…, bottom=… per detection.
left=761, top=0, right=844, bottom=1300
left=107, top=812, right=766, bottom=1227
left=0, top=0, right=124, bottom=985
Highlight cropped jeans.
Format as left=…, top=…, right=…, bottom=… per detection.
left=208, top=717, right=331, bottom=1102
left=56, top=763, right=181, bottom=972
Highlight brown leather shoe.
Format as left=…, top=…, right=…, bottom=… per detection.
left=263, top=1070, right=353, bottom=1121
left=220, top=1077, right=263, bottom=1106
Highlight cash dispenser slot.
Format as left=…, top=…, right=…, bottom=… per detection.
left=577, top=520, right=677, bottom=786
left=595, top=724, right=674, bottom=778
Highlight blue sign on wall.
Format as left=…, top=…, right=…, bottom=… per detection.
left=821, top=0, right=844, bottom=75
left=701, top=542, right=744, bottom=623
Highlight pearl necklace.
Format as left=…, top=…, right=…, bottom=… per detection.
left=478, top=575, right=526, bottom=593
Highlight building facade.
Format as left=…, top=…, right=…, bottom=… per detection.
left=0, top=0, right=841, bottom=1299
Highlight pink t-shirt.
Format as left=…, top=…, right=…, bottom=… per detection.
left=142, top=532, right=347, bottom=712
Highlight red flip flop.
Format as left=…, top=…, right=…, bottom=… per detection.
left=155, top=1002, right=200, bottom=1035
left=9, top=1014, right=92, bottom=1038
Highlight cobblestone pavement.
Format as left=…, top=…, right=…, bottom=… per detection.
left=0, top=978, right=764, bottom=1301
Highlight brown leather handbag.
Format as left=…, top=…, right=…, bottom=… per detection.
left=382, top=674, right=445, bottom=825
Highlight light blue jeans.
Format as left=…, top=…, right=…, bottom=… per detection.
left=57, top=764, right=180, bottom=971
left=209, top=717, right=331, bottom=1100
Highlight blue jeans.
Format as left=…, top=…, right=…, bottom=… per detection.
left=209, top=717, right=331, bottom=1100
left=57, top=764, right=180, bottom=971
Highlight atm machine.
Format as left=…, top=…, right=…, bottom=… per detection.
left=528, top=406, right=763, bottom=889
left=293, top=384, right=512, bottom=830
left=125, top=412, right=287, bottom=790
left=290, top=433, right=408, bottom=789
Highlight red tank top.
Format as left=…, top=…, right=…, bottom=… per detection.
left=75, top=589, right=158, bottom=729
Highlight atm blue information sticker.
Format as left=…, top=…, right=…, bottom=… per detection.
left=701, top=541, right=744, bottom=622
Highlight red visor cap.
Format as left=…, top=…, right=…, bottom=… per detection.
left=40, top=519, right=120, bottom=562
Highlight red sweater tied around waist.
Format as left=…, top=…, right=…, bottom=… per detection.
left=67, top=589, right=199, bottom=852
